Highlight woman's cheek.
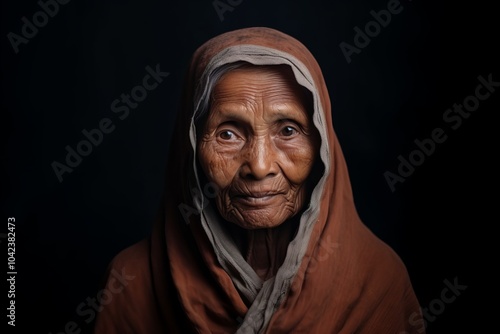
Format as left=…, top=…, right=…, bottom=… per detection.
left=205, top=150, right=238, bottom=189
left=280, top=145, right=316, bottom=184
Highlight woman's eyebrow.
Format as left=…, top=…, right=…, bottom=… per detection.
left=271, top=107, right=309, bottom=125
left=210, top=102, right=310, bottom=124
left=210, top=107, right=252, bottom=123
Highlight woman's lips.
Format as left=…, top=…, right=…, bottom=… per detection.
left=232, top=192, right=283, bottom=208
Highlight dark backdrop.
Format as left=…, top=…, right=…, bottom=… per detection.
left=2, top=0, right=497, bottom=333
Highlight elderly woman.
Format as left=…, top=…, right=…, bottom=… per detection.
left=94, top=27, right=423, bottom=333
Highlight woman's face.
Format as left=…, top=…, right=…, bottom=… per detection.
left=198, top=65, right=319, bottom=229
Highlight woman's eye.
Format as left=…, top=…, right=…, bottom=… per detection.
left=280, top=126, right=298, bottom=137
left=219, top=130, right=234, bottom=140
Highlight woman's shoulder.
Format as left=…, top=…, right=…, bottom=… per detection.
left=96, top=238, right=151, bottom=294
left=101, top=237, right=153, bottom=291
left=94, top=237, right=157, bottom=333
left=108, top=237, right=151, bottom=271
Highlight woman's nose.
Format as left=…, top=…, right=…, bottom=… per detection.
left=239, top=136, right=279, bottom=180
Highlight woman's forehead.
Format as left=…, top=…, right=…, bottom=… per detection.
left=216, top=64, right=298, bottom=86
left=211, top=64, right=311, bottom=108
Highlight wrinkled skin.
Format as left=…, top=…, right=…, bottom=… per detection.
left=198, top=65, right=319, bottom=229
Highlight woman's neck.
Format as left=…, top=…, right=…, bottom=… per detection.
left=231, top=217, right=300, bottom=281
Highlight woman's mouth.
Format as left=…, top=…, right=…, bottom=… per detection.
left=232, top=192, right=283, bottom=208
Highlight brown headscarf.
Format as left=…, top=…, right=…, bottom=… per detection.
left=94, top=27, right=424, bottom=333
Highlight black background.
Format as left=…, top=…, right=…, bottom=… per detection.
left=2, top=0, right=497, bottom=333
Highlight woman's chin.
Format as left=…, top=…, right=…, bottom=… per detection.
left=224, top=210, right=292, bottom=230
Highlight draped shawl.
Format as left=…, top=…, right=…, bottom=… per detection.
left=94, top=27, right=423, bottom=334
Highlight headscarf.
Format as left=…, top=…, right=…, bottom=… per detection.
left=94, top=27, right=424, bottom=334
